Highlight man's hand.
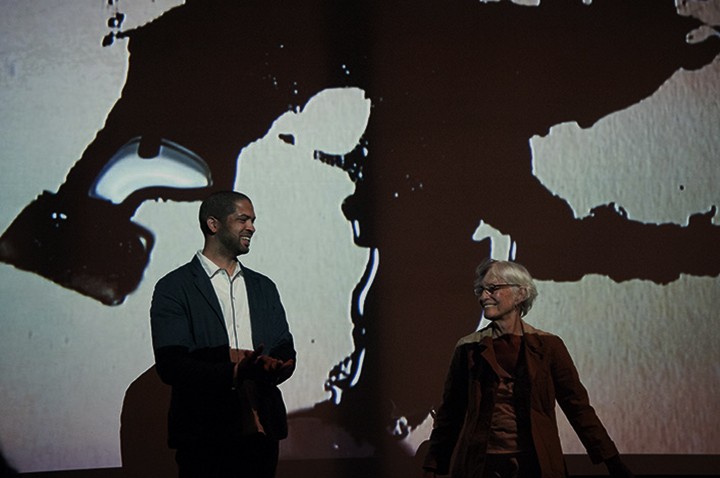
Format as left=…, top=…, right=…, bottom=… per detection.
left=230, top=348, right=257, bottom=364
left=231, top=346, right=294, bottom=384
left=271, top=357, right=295, bottom=384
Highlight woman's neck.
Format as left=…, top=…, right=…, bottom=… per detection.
left=490, top=313, right=523, bottom=336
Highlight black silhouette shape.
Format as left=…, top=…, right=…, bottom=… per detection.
left=120, top=367, right=176, bottom=478
left=1, top=1, right=718, bottom=475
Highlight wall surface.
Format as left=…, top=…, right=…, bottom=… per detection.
left=0, top=0, right=718, bottom=475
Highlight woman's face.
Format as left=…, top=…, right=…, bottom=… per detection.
left=476, top=268, right=523, bottom=322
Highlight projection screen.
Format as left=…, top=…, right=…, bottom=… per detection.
left=0, top=0, right=718, bottom=475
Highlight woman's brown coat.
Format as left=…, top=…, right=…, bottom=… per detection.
left=423, top=321, right=619, bottom=478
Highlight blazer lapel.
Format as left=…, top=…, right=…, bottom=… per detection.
left=477, top=335, right=507, bottom=379
left=190, top=256, right=224, bottom=324
left=239, top=263, right=262, bottom=347
left=239, top=263, right=257, bottom=309
left=522, top=327, right=545, bottom=384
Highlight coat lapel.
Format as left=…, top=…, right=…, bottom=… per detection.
left=190, top=256, right=224, bottom=324
left=239, top=263, right=257, bottom=310
left=239, top=263, right=259, bottom=326
left=522, top=322, right=545, bottom=384
left=476, top=335, right=507, bottom=379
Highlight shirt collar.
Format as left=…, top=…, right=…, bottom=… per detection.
left=488, top=316, right=524, bottom=337
left=196, top=250, right=243, bottom=279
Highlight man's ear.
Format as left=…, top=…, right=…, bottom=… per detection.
left=206, top=216, right=219, bottom=234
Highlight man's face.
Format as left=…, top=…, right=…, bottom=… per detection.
left=216, top=199, right=256, bottom=257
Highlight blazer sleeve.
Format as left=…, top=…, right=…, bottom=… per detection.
left=150, top=270, right=235, bottom=390
left=550, top=337, right=619, bottom=463
left=245, top=268, right=296, bottom=365
left=423, top=344, right=470, bottom=474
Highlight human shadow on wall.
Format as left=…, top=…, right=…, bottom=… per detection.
left=119, top=367, right=428, bottom=478
left=3, top=1, right=719, bottom=476
left=120, top=366, right=176, bottom=478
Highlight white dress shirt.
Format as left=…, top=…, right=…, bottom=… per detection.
left=196, top=251, right=253, bottom=350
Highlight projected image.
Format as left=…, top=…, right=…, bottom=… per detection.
left=0, top=0, right=718, bottom=475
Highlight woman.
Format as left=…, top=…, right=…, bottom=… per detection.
left=422, top=259, right=633, bottom=478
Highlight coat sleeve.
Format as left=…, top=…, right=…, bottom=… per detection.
left=550, top=337, right=619, bottom=464
left=254, top=274, right=296, bottom=363
left=261, top=280, right=296, bottom=385
left=423, top=344, right=470, bottom=474
left=150, top=272, right=235, bottom=390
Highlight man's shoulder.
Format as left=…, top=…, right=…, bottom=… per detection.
left=156, top=258, right=199, bottom=285
left=240, top=263, right=276, bottom=285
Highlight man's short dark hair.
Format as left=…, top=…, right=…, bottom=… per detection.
left=198, top=191, right=252, bottom=236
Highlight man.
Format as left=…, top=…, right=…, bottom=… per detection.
left=151, top=191, right=296, bottom=478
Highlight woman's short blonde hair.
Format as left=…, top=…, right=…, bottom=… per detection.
left=474, top=258, right=538, bottom=317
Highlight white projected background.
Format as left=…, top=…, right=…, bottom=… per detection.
left=0, top=1, right=718, bottom=474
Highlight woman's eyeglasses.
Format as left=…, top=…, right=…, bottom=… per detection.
left=473, top=283, right=519, bottom=296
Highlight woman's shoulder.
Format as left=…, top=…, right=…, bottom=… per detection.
left=522, top=320, right=557, bottom=338
left=454, top=326, right=492, bottom=348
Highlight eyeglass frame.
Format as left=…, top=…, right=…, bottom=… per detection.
left=473, top=283, right=520, bottom=297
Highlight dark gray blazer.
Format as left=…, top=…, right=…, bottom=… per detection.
left=150, top=255, right=296, bottom=448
